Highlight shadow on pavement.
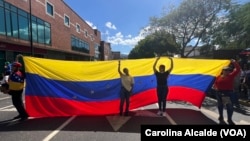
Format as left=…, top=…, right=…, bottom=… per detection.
left=202, top=96, right=250, bottom=116
left=233, top=105, right=250, bottom=116
left=0, top=109, right=217, bottom=133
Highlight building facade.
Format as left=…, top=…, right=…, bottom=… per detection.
left=100, top=41, right=112, bottom=61
left=0, top=0, right=103, bottom=73
left=112, top=51, right=121, bottom=60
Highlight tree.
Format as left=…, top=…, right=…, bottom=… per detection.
left=128, top=30, right=178, bottom=59
left=211, top=2, right=250, bottom=49
left=150, top=0, right=231, bottom=57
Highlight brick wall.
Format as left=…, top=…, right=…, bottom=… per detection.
left=5, top=0, right=101, bottom=58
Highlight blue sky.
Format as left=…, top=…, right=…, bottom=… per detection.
left=63, top=0, right=249, bottom=55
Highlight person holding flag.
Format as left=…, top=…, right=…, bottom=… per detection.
left=118, top=60, right=134, bottom=116
left=8, top=54, right=29, bottom=121
left=153, top=56, right=173, bottom=116
left=213, top=59, right=240, bottom=125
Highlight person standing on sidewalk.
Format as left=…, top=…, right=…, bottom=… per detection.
left=118, top=60, right=134, bottom=116
left=8, top=54, right=29, bottom=121
left=153, top=56, right=173, bottom=117
left=213, top=59, right=240, bottom=125
left=242, top=66, right=250, bottom=102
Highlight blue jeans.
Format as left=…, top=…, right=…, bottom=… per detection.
left=215, top=90, right=234, bottom=121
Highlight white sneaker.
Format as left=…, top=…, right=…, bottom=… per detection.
left=162, top=112, right=167, bottom=117
left=157, top=111, right=162, bottom=116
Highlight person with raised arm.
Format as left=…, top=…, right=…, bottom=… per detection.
left=118, top=60, right=134, bottom=116
left=153, top=56, right=173, bottom=116
left=213, top=59, right=240, bottom=125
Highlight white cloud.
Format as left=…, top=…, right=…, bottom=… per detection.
left=86, top=20, right=97, bottom=29
left=105, top=22, right=117, bottom=30
left=89, top=21, right=153, bottom=54
left=106, top=27, right=148, bottom=47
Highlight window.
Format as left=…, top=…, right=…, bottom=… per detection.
left=0, top=7, right=5, bottom=35
left=71, top=36, right=89, bottom=53
left=90, top=34, right=94, bottom=41
left=84, top=30, right=88, bottom=38
left=46, top=2, right=54, bottom=16
left=37, top=18, right=45, bottom=44
left=64, top=15, right=70, bottom=27
left=76, top=23, right=80, bottom=33
left=0, top=0, right=51, bottom=45
left=18, top=13, right=29, bottom=40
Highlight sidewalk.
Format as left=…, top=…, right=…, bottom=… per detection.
left=239, top=98, right=250, bottom=107
left=237, top=91, right=250, bottom=107
left=206, top=90, right=250, bottom=107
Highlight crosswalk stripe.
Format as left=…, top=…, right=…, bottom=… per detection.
left=165, top=112, right=177, bottom=125
left=0, top=105, right=13, bottom=110
left=106, top=115, right=131, bottom=131
left=0, top=108, right=16, bottom=111
left=0, top=96, right=11, bottom=100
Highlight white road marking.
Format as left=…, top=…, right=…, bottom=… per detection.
left=0, top=96, right=11, bottom=100
left=1, top=108, right=16, bottom=111
left=0, top=105, right=13, bottom=110
left=106, top=116, right=131, bottom=131
left=155, top=103, right=177, bottom=125
left=42, top=116, right=76, bottom=141
left=165, top=112, right=177, bottom=125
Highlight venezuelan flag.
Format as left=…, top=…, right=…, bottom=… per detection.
left=23, top=56, right=229, bottom=117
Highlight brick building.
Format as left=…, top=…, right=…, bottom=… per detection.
left=0, top=0, right=112, bottom=73
left=112, top=51, right=121, bottom=60
left=100, top=41, right=112, bottom=61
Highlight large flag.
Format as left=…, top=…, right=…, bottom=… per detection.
left=23, top=56, right=230, bottom=117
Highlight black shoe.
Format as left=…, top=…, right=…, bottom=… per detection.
left=219, top=120, right=227, bottom=125
left=124, top=112, right=129, bottom=116
left=13, top=115, right=21, bottom=119
left=227, top=120, right=235, bottom=125
left=19, top=116, right=28, bottom=121
left=218, top=117, right=226, bottom=125
left=218, top=116, right=224, bottom=121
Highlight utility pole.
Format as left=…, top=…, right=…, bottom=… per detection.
left=29, top=0, right=34, bottom=56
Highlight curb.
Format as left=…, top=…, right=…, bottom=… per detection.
left=206, top=95, right=250, bottom=107
left=238, top=99, right=250, bottom=107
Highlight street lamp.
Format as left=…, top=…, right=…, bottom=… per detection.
left=29, top=0, right=33, bottom=56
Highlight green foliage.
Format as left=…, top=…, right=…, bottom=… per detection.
left=212, top=2, right=250, bottom=49
left=149, top=0, right=231, bottom=57
left=128, top=30, right=178, bottom=59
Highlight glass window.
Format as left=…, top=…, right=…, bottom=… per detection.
left=76, top=24, right=80, bottom=33
left=37, top=23, right=45, bottom=44
left=10, top=5, right=17, bottom=12
left=18, top=15, right=29, bottom=41
left=45, top=26, right=51, bottom=45
left=37, top=18, right=44, bottom=25
left=0, top=7, right=5, bottom=35
left=46, top=2, right=53, bottom=16
left=71, top=36, right=76, bottom=47
left=44, top=21, right=50, bottom=27
left=44, top=21, right=51, bottom=45
left=0, top=1, right=51, bottom=45
left=5, top=9, right=11, bottom=36
left=11, top=12, right=18, bottom=38
left=4, top=2, right=10, bottom=9
left=18, top=9, right=28, bottom=18
left=0, top=1, right=3, bottom=7
left=32, top=21, right=38, bottom=43
left=84, top=30, right=88, bottom=37
left=64, top=15, right=69, bottom=26
left=71, top=36, right=89, bottom=53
